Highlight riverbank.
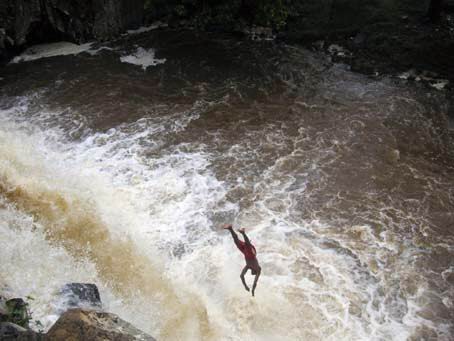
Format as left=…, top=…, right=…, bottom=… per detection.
left=285, top=10, right=454, bottom=97
left=283, top=10, right=454, bottom=124
left=2, top=1, right=453, bottom=87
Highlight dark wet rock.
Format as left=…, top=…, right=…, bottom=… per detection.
left=428, top=0, right=443, bottom=23
left=352, top=32, right=366, bottom=46
left=0, top=291, right=153, bottom=341
left=276, top=1, right=454, bottom=84
left=0, top=0, right=144, bottom=63
left=1, top=0, right=452, bottom=91
left=1, top=295, right=39, bottom=340
left=93, top=0, right=144, bottom=40
left=44, top=309, right=156, bottom=341
left=448, top=91, right=454, bottom=131
left=349, top=19, right=454, bottom=80
left=0, top=321, right=26, bottom=335
left=0, top=297, right=8, bottom=321
left=0, top=28, right=8, bottom=49
left=58, top=283, right=102, bottom=312
left=244, top=26, right=275, bottom=41
left=0, top=322, right=40, bottom=340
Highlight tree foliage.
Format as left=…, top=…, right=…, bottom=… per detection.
left=144, top=0, right=289, bottom=29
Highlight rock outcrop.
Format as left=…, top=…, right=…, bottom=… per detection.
left=0, top=322, right=41, bottom=341
left=0, top=297, right=30, bottom=328
left=0, top=283, right=156, bottom=341
left=0, top=295, right=40, bottom=340
left=58, top=283, right=102, bottom=312
left=45, top=309, right=155, bottom=341
left=0, top=0, right=144, bottom=63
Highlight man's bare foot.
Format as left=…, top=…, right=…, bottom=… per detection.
left=243, top=285, right=250, bottom=292
left=222, top=224, right=232, bottom=229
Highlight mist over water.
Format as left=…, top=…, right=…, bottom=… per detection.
left=1, top=30, right=453, bottom=340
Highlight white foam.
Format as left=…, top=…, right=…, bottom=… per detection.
left=0, top=200, right=94, bottom=330
left=10, top=42, right=94, bottom=63
left=328, top=44, right=350, bottom=57
left=85, top=46, right=114, bottom=56
left=430, top=79, right=449, bottom=90
left=126, top=22, right=168, bottom=35
left=0, top=92, right=450, bottom=340
left=120, top=47, right=166, bottom=70
left=397, top=70, right=449, bottom=90
left=0, top=99, right=230, bottom=338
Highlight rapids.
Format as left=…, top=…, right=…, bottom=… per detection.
left=1, top=30, right=453, bottom=340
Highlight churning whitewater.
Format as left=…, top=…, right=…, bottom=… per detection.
left=1, top=30, right=453, bottom=340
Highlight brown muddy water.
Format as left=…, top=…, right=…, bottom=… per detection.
left=0, top=30, right=453, bottom=340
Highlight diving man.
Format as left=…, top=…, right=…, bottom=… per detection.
left=223, top=224, right=261, bottom=296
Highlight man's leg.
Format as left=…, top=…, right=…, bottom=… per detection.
left=240, top=266, right=250, bottom=292
left=251, top=267, right=261, bottom=297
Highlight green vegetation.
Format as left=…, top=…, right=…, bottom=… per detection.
left=254, top=0, right=288, bottom=28
left=144, top=0, right=290, bottom=29
left=1, top=297, right=32, bottom=328
left=143, top=0, right=434, bottom=32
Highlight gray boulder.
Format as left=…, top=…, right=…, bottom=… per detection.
left=44, top=309, right=155, bottom=341
left=57, top=283, right=102, bottom=313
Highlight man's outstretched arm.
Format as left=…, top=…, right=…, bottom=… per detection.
left=223, top=224, right=241, bottom=246
left=238, top=228, right=251, bottom=246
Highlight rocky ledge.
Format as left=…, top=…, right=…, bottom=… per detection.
left=0, top=283, right=155, bottom=341
left=0, top=0, right=144, bottom=63
left=46, top=309, right=155, bottom=341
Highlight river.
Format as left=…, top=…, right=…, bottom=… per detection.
left=0, top=29, right=453, bottom=340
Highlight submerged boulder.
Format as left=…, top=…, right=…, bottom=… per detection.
left=45, top=309, right=155, bottom=341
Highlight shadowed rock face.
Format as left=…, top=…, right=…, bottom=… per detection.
left=0, top=322, right=39, bottom=341
left=0, top=0, right=144, bottom=62
left=1, top=284, right=156, bottom=340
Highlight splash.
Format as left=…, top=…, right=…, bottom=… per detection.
left=120, top=47, right=166, bottom=70
left=10, top=42, right=95, bottom=63
left=0, top=115, right=219, bottom=339
left=1, top=36, right=453, bottom=340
